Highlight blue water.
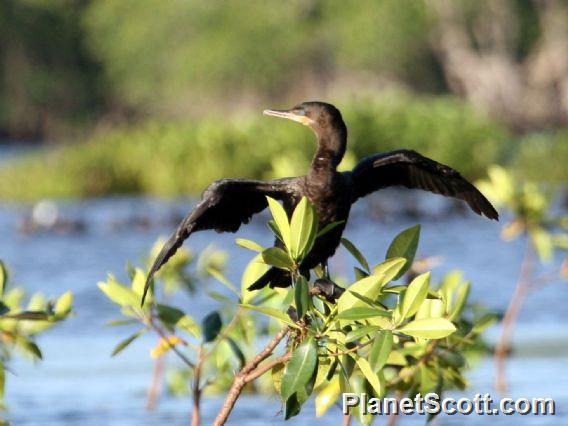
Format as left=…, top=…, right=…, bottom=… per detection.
left=0, top=195, right=566, bottom=425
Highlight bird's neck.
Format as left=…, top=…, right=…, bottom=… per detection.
left=309, top=129, right=346, bottom=180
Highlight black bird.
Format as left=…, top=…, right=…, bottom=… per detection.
left=141, top=102, right=497, bottom=305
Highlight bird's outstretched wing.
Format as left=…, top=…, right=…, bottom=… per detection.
left=348, top=149, right=498, bottom=220
left=142, top=178, right=296, bottom=305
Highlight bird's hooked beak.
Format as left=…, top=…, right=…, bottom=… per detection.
left=263, top=108, right=314, bottom=126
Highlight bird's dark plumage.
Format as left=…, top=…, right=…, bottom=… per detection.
left=141, top=101, right=498, bottom=305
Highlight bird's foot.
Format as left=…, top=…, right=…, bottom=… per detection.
left=311, top=278, right=345, bottom=303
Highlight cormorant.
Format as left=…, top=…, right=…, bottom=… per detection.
left=141, top=102, right=498, bottom=305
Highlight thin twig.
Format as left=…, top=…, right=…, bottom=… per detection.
left=146, top=355, right=165, bottom=411
left=213, top=326, right=291, bottom=426
left=191, top=344, right=204, bottom=426
left=494, top=240, right=535, bottom=394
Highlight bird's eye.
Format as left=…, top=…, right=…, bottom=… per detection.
left=295, top=109, right=306, bottom=116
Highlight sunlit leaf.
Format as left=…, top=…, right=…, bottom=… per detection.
left=54, top=291, right=73, bottom=316
left=386, top=224, right=420, bottom=279
left=372, top=257, right=407, bottom=285
left=356, top=357, right=384, bottom=397
left=289, top=197, right=317, bottom=261
left=337, top=274, right=385, bottom=314
left=98, top=276, right=140, bottom=308
left=240, top=253, right=270, bottom=303
left=315, top=377, right=340, bottom=417
left=396, top=272, right=430, bottom=323
left=369, top=331, right=393, bottom=371
left=398, top=318, right=456, bottom=339
left=449, top=282, right=470, bottom=321
left=235, top=238, right=264, bottom=252
left=266, top=197, right=291, bottom=250
left=261, top=247, right=294, bottom=270
left=415, top=298, right=444, bottom=320
left=335, top=307, right=389, bottom=320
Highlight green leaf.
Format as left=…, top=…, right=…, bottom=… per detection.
left=112, top=329, right=145, bottom=356
left=356, top=357, right=384, bottom=397
left=315, top=377, right=341, bottom=417
left=415, top=299, right=444, bottom=320
left=0, top=364, right=4, bottom=403
left=398, top=318, right=456, bottom=339
left=449, top=282, right=470, bottom=321
left=106, top=318, right=138, bottom=327
left=240, top=253, right=270, bottom=303
left=354, top=267, right=369, bottom=281
left=386, top=225, right=420, bottom=279
left=260, top=247, right=294, bottom=270
left=396, top=272, right=430, bottom=323
left=0, top=261, right=7, bottom=297
left=294, top=276, right=310, bottom=318
left=202, top=311, right=222, bottom=343
left=346, top=291, right=381, bottom=308
left=285, top=393, right=302, bottom=420
left=369, top=331, right=393, bottom=371
left=225, top=337, right=246, bottom=368
left=130, top=268, right=146, bottom=296
left=337, top=275, right=383, bottom=313
left=17, top=337, right=42, bottom=359
left=207, top=268, right=239, bottom=295
left=98, top=277, right=140, bottom=308
left=157, top=304, right=199, bottom=337
left=317, top=221, right=344, bottom=238
left=235, top=238, right=264, bottom=252
left=472, top=313, right=499, bottom=334
left=239, top=304, right=300, bottom=328
left=289, top=197, right=317, bottom=261
left=341, top=238, right=370, bottom=272
left=346, top=325, right=380, bottom=343
left=54, top=291, right=73, bottom=316
left=531, top=227, right=553, bottom=262
left=336, top=307, right=389, bottom=321
left=281, top=338, right=318, bottom=401
left=372, top=257, right=407, bottom=285
left=266, top=197, right=291, bottom=250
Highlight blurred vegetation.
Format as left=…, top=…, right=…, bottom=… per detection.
left=477, top=166, right=567, bottom=393
left=0, top=94, right=512, bottom=200
left=0, top=260, right=73, bottom=417
left=0, top=0, right=566, bottom=199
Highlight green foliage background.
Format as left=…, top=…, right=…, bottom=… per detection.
left=0, top=0, right=565, bottom=199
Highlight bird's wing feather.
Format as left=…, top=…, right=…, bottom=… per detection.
left=349, top=149, right=498, bottom=220
left=142, top=178, right=296, bottom=305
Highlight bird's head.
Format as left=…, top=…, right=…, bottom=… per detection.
left=263, top=101, right=346, bottom=140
